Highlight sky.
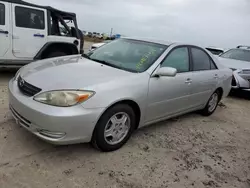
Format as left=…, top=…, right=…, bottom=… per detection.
left=28, top=0, right=250, bottom=48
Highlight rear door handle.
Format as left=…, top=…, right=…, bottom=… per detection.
left=0, top=30, right=8, bottom=34
left=185, top=78, right=192, bottom=84
left=214, top=74, right=218, bottom=79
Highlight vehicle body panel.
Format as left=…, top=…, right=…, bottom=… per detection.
left=190, top=69, right=219, bottom=107
left=12, top=3, right=48, bottom=58
left=9, top=79, right=104, bottom=144
left=218, top=57, right=250, bottom=70
left=146, top=72, right=193, bottom=123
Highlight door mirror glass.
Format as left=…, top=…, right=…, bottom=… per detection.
left=155, top=67, right=177, bottom=77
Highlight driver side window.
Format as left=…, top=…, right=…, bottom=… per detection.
left=0, top=3, right=5, bottom=25
left=161, top=47, right=189, bottom=73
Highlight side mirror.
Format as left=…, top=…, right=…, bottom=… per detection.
left=155, top=67, right=177, bottom=77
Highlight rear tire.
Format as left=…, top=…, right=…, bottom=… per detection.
left=201, top=90, right=221, bottom=116
left=47, top=51, right=67, bottom=58
left=91, top=104, right=136, bottom=152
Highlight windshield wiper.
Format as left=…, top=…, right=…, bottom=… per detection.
left=89, top=58, right=123, bottom=70
left=82, top=53, right=90, bottom=59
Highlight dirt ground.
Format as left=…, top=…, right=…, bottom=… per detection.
left=0, top=42, right=250, bottom=188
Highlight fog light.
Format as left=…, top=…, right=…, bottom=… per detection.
left=39, top=130, right=66, bottom=139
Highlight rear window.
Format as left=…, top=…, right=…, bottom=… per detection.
left=15, top=6, right=45, bottom=30
left=191, top=48, right=217, bottom=71
left=0, top=3, right=5, bottom=25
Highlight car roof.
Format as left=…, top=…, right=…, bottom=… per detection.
left=1, top=0, right=76, bottom=18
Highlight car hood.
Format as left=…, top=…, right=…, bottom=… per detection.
left=218, top=57, right=250, bottom=69
left=19, top=55, right=133, bottom=91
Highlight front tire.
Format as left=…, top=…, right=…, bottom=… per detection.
left=92, top=104, right=136, bottom=152
left=201, top=90, right=220, bottom=116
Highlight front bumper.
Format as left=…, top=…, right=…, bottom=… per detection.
left=232, top=72, right=250, bottom=89
left=8, top=79, right=104, bottom=145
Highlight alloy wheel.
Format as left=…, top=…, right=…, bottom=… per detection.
left=104, top=112, right=131, bottom=145
left=208, top=93, right=219, bottom=112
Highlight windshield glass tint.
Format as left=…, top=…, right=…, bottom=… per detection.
left=88, top=39, right=167, bottom=72
left=220, top=49, right=250, bottom=62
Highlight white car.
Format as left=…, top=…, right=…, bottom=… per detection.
left=96, top=33, right=103, bottom=39
left=0, top=0, right=83, bottom=68
left=89, top=40, right=111, bottom=51
left=218, top=46, right=250, bottom=89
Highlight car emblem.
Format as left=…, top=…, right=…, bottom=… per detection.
left=19, top=78, right=25, bottom=87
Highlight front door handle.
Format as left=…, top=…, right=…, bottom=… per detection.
left=185, top=78, right=192, bottom=84
left=0, top=30, right=8, bottom=34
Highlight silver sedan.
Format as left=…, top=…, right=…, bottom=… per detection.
left=9, top=38, right=232, bottom=151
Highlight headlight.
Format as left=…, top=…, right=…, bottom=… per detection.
left=34, top=90, right=95, bottom=107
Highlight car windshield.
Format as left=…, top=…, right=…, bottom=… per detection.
left=86, top=39, right=167, bottom=73
left=220, top=49, right=250, bottom=62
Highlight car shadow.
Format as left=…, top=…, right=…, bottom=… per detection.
left=229, top=89, right=250, bottom=100
left=40, top=114, right=194, bottom=158
left=0, top=69, right=17, bottom=80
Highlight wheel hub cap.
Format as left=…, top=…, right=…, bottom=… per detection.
left=104, top=112, right=131, bottom=145
left=208, top=93, right=218, bottom=112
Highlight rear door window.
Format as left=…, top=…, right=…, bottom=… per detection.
left=191, top=48, right=217, bottom=71
left=0, top=3, right=5, bottom=25
left=15, top=6, right=45, bottom=29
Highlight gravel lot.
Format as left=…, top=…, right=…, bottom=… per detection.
left=0, top=42, right=250, bottom=188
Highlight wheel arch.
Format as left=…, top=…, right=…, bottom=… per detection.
left=215, top=87, right=223, bottom=101
left=92, top=99, right=142, bottom=139
left=34, top=42, right=79, bottom=60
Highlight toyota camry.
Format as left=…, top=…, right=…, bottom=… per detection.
left=9, top=38, right=232, bottom=151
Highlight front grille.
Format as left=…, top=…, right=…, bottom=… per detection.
left=18, top=76, right=42, bottom=97
left=232, top=76, right=237, bottom=86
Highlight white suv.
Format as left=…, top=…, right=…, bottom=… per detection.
left=0, top=0, right=83, bottom=68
